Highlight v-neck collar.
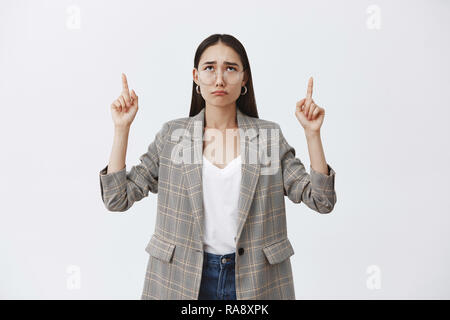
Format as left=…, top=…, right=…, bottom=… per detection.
left=202, top=154, right=241, bottom=172
left=182, top=107, right=260, bottom=246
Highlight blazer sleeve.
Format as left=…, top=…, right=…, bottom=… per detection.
left=278, top=125, right=337, bottom=213
left=98, top=121, right=170, bottom=212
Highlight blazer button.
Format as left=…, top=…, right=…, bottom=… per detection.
left=238, top=248, right=244, bottom=256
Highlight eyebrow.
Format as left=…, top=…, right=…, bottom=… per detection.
left=202, top=61, right=240, bottom=67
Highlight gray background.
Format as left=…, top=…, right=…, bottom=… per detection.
left=0, top=0, right=449, bottom=299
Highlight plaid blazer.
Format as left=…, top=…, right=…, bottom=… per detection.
left=99, top=107, right=337, bottom=300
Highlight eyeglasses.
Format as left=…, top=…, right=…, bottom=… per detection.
left=197, top=66, right=244, bottom=85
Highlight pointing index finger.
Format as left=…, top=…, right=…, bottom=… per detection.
left=122, top=73, right=129, bottom=92
left=306, top=76, right=313, bottom=99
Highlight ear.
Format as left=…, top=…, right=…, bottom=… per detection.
left=192, top=68, right=199, bottom=86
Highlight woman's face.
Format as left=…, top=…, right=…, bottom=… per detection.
left=193, top=42, right=248, bottom=108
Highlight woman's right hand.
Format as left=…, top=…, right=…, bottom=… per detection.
left=111, top=73, right=139, bottom=128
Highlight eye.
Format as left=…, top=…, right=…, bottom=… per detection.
left=204, top=66, right=237, bottom=71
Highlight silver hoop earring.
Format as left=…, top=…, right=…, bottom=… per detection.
left=196, top=85, right=201, bottom=94
left=241, top=86, right=247, bottom=95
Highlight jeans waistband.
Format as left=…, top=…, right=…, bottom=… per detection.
left=203, top=251, right=236, bottom=267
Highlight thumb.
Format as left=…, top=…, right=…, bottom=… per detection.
left=296, top=98, right=306, bottom=112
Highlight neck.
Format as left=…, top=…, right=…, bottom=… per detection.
left=204, top=104, right=237, bottom=130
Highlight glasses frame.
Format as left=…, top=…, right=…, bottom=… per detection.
left=196, top=67, right=245, bottom=85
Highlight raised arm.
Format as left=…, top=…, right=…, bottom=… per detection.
left=99, top=73, right=169, bottom=212
left=281, top=76, right=337, bottom=213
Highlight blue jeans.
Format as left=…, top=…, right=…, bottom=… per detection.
left=198, top=251, right=237, bottom=300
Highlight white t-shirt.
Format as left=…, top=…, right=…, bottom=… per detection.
left=202, top=154, right=242, bottom=255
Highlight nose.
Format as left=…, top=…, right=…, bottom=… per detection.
left=215, top=71, right=225, bottom=86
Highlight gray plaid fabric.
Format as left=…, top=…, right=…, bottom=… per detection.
left=99, top=107, right=337, bottom=299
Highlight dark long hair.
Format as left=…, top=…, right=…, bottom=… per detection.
left=189, top=34, right=259, bottom=118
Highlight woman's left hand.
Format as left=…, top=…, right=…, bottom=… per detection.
left=295, top=77, right=325, bottom=133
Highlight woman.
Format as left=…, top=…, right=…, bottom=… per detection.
left=99, top=34, right=337, bottom=300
